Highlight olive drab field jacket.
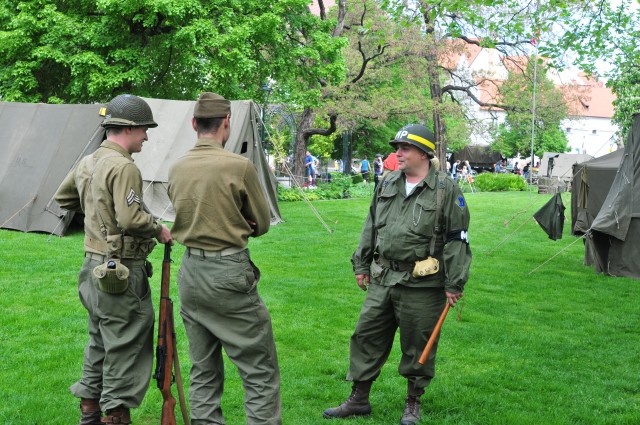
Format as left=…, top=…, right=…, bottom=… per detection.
left=54, top=141, right=162, bottom=258
left=352, top=168, right=471, bottom=293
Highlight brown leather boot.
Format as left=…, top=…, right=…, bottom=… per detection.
left=79, top=399, right=102, bottom=425
left=323, top=381, right=373, bottom=419
left=400, top=381, right=424, bottom=425
left=101, top=406, right=131, bottom=424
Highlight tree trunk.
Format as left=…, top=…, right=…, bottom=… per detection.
left=422, top=4, right=447, bottom=171
left=293, top=107, right=316, bottom=186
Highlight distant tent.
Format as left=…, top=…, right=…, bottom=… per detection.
left=570, top=148, right=624, bottom=235
left=0, top=102, right=106, bottom=236
left=533, top=193, right=565, bottom=240
left=134, top=98, right=281, bottom=224
left=538, top=152, right=594, bottom=182
left=582, top=113, right=640, bottom=278
left=450, top=145, right=502, bottom=172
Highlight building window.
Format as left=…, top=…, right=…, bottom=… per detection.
left=566, top=127, right=571, bottom=133
left=592, top=130, right=597, bottom=135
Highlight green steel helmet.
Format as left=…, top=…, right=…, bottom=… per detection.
left=101, top=94, right=158, bottom=128
left=390, top=124, right=435, bottom=156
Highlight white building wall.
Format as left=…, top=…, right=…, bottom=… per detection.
left=561, top=116, right=619, bottom=157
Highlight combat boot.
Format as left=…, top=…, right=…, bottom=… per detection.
left=323, top=380, right=373, bottom=419
left=79, top=398, right=102, bottom=425
left=400, top=380, right=424, bottom=425
left=101, top=406, right=131, bottom=424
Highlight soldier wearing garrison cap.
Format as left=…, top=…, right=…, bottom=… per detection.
left=168, top=92, right=282, bottom=425
left=324, top=124, right=472, bottom=424
left=55, top=94, right=173, bottom=425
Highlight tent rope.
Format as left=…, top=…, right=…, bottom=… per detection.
left=485, top=217, right=534, bottom=255
left=528, top=231, right=588, bottom=275
left=1, top=196, right=37, bottom=229
left=253, top=103, right=335, bottom=233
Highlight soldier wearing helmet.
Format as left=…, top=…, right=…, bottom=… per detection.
left=324, top=124, right=471, bottom=425
left=55, top=94, right=172, bottom=425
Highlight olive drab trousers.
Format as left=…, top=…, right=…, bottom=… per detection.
left=70, top=256, right=155, bottom=410
left=347, top=284, right=447, bottom=390
left=178, top=249, right=282, bottom=425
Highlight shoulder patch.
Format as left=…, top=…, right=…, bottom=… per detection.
left=126, top=188, right=141, bottom=207
left=458, top=196, right=466, bottom=208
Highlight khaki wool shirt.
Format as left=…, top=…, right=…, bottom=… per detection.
left=167, top=137, right=270, bottom=251
left=351, top=167, right=472, bottom=293
left=54, top=141, right=163, bottom=257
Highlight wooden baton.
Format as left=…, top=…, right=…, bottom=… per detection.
left=418, top=303, right=450, bottom=365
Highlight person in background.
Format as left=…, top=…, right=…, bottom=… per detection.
left=55, top=94, right=173, bottom=425
left=383, top=152, right=398, bottom=175
left=167, top=92, right=281, bottom=425
left=323, top=124, right=471, bottom=425
left=361, top=155, right=371, bottom=183
left=373, top=154, right=384, bottom=188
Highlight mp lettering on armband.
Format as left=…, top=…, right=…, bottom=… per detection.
left=446, top=229, right=469, bottom=244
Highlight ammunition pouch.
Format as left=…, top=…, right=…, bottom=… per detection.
left=412, top=256, right=440, bottom=278
left=122, top=236, right=156, bottom=258
left=93, top=259, right=130, bottom=294
left=106, top=234, right=156, bottom=259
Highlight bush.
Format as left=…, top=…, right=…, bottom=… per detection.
left=277, top=174, right=374, bottom=201
left=473, top=172, right=527, bottom=192
left=351, top=173, right=364, bottom=184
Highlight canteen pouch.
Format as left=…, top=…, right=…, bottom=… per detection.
left=412, top=256, right=440, bottom=278
left=93, top=259, right=130, bottom=294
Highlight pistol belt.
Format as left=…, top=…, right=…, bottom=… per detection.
left=375, top=255, right=414, bottom=272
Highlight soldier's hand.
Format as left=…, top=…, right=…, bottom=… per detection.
left=157, top=224, right=174, bottom=245
left=445, top=291, right=463, bottom=306
left=355, top=274, right=370, bottom=291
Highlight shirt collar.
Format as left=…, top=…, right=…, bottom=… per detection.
left=195, top=137, right=224, bottom=149
left=101, top=140, right=132, bottom=161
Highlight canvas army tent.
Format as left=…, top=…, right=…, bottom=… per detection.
left=538, top=152, right=594, bottom=182
left=134, top=98, right=281, bottom=223
left=450, top=144, right=502, bottom=172
left=0, top=98, right=281, bottom=236
left=570, top=148, right=624, bottom=235
left=0, top=102, right=106, bottom=236
left=582, top=113, right=640, bottom=278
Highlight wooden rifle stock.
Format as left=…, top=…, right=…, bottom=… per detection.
left=154, top=244, right=177, bottom=425
left=418, top=303, right=450, bottom=365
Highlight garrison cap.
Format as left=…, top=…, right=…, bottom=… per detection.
left=194, top=92, right=231, bottom=118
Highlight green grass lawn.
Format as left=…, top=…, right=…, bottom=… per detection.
left=1, top=191, right=639, bottom=424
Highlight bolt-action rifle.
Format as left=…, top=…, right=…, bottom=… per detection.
left=153, top=244, right=190, bottom=425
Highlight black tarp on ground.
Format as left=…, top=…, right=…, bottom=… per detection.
left=533, top=193, right=566, bottom=240
left=583, top=112, right=640, bottom=278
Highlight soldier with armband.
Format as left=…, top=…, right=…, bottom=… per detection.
left=323, top=124, right=472, bottom=425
